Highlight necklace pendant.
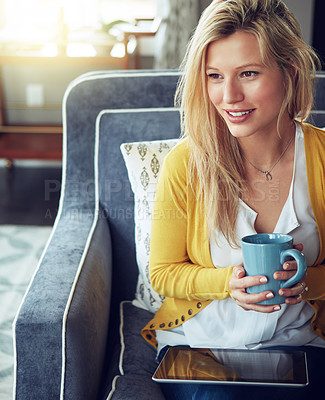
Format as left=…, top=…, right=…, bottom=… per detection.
left=265, top=171, right=272, bottom=181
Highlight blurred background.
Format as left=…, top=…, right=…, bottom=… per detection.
left=0, top=0, right=324, bottom=225
left=0, top=0, right=323, bottom=129
left=0, top=2, right=324, bottom=398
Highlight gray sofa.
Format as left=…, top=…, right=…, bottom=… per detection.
left=13, top=70, right=325, bottom=400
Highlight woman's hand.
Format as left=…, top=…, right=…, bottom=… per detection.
left=230, top=243, right=307, bottom=312
left=229, top=264, right=281, bottom=313
left=274, top=243, right=307, bottom=305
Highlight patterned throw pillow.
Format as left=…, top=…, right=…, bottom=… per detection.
left=120, top=139, right=179, bottom=312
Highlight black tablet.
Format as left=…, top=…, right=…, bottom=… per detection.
left=153, top=347, right=308, bottom=387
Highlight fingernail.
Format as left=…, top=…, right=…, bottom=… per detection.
left=260, top=277, right=267, bottom=283
left=266, top=292, right=274, bottom=299
left=274, top=306, right=281, bottom=311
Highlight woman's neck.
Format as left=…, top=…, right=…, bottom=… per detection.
left=237, top=120, right=296, bottom=172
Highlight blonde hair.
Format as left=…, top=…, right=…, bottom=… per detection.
left=175, top=0, right=320, bottom=247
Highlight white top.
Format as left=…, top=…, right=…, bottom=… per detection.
left=156, top=124, right=325, bottom=353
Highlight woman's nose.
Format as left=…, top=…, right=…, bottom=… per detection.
left=223, top=80, right=244, bottom=104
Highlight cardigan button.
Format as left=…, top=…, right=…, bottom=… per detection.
left=160, top=323, right=165, bottom=328
left=310, top=300, right=315, bottom=305
left=197, top=302, right=202, bottom=308
left=181, top=315, right=185, bottom=321
left=188, top=309, right=193, bottom=315
left=150, top=324, right=155, bottom=329
left=168, top=322, right=173, bottom=327
left=146, top=334, right=152, bottom=340
left=175, top=319, right=179, bottom=325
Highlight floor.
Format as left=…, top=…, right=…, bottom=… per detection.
left=0, top=162, right=61, bottom=398
left=0, top=162, right=62, bottom=226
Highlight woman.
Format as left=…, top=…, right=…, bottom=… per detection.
left=142, top=0, right=325, bottom=398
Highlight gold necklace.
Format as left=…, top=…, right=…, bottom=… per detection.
left=241, top=134, right=295, bottom=181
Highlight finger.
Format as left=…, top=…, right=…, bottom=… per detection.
left=279, top=281, right=305, bottom=305
left=273, top=260, right=299, bottom=280
left=279, top=281, right=306, bottom=298
left=230, top=275, right=268, bottom=291
left=293, top=243, right=303, bottom=251
left=283, top=260, right=298, bottom=270
left=234, top=288, right=274, bottom=305
left=285, top=294, right=303, bottom=305
left=235, top=298, right=281, bottom=313
left=233, top=264, right=245, bottom=279
left=274, top=269, right=297, bottom=280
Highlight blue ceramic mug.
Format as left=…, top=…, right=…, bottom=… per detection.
left=241, top=233, right=307, bottom=305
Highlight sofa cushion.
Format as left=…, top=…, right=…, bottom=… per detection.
left=120, top=139, right=179, bottom=312
left=108, top=374, right=165, bottom=400
left=107, top=301, right=165, bottom=400
left=118, top=301, right=157, bottom=376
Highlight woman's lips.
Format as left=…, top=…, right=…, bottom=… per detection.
left=225, top=108, right=255, bottom=123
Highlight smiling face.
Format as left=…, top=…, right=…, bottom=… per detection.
left=206, top=30, right=290, bottom=140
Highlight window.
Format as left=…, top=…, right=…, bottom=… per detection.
left=99, top=0, right=156, bottom=23
left=0, top=0, right=156, bottom=45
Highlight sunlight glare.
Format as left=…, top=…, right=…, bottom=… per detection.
left=41, top=43, right=58, bottom=57
left=67, top=43, right=97, bottom=57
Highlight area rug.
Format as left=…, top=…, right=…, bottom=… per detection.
left=0, top=225, right=52, bottom=399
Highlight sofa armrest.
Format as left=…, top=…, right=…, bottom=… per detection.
left=13, top=211, right=112, bottom=400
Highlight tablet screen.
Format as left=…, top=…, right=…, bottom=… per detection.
left=153, top=347, right=308, bottom=387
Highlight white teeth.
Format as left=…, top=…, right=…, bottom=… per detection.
left=228, top=110, right=252, bottom=117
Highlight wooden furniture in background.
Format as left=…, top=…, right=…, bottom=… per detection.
left=0, top=54, right=127, bottom=166
left=0, top=20, right=160, bottom=166
left=113, top=18, right=161, bottom=69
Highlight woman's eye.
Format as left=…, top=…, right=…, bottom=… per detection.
left=241, top=71, right=258, bottom=78
left=208, top=73, right=222, bottom=80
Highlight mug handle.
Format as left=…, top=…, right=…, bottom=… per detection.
left=280, top=249, right=307, bottom=289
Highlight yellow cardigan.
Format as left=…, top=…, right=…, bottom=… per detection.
left=142, top=123, right=325, bottom=348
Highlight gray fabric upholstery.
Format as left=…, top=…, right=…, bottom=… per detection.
left=311, top=73, right=325, bottom=126
left=110, top=374, right=165, bottom=400
left=97, top=109, right=181, bottom=400
left=64, top=215, right=112, bottom=399
left=14, top=71, right=180, bottom=400
left=118, top=302, right=157, bottom=376
left=13, top=70, right=325, bottom=400
left=108, top=302, right=164, bottom=399
left=97, top=110, right=181, bottom=307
